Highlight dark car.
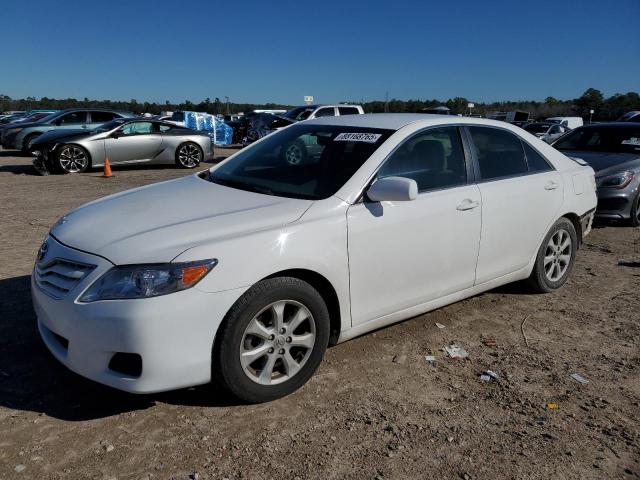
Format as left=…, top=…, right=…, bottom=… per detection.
left=618, top=111, right=640, bottom=122
left=242, top=113, right=294, bottom=145
left=552, top=123, right=640, bottom=225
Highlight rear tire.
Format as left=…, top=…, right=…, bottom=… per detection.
left=212, top=277, right=330, bottom=403
left=527, top=217, right=577, bottom=293
left=175, top=142, right=202, bottom=168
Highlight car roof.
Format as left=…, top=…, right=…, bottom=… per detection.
left=56, top=108, right=132, bottom=114
left=303, top=113, right=515, bottom=130
left=577, top=122, right=640, bottom=128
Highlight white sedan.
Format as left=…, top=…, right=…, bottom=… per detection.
left=32, top=114, right=597, bottom=402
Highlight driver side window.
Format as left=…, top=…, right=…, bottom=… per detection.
left=58, top=111, right=87, bottom=125
left=120, top=122, right=154, bottom=136
left=377, top=127, right=467, bottom=192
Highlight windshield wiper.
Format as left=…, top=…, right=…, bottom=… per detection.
left=210, top=177, right=275, bottom=196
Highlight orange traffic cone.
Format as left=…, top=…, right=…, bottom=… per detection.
left=103, top=158, right=113, bottom=178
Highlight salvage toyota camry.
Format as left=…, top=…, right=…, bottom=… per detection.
left=32, top=114, right=597, bottom=402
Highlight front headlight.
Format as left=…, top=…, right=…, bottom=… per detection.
left=599, top=171, right=634, bottom=189
left=7, top=128, right=23, bottom=135
left=79, top=259, right=217, bottom=302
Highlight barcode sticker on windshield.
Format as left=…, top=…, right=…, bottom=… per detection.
left=334, top=132, right=382, bottom=143
left=621, top=137, right=640, bottom=146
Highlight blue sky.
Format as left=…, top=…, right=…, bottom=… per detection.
left=2, top=0, right=638, bottom=104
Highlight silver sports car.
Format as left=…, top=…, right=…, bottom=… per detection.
left=30, top=118, right=214, bottom=174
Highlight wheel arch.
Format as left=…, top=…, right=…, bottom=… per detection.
left=21, top=131, right=43, bottom=150
left=58, top=143, right=93, bottom=168
left=560, top=212, right=583, bottom=248
left=263, top=268, right=342, bottom=345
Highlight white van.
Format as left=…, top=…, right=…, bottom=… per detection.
left=546, top=117, right=583, bottom=129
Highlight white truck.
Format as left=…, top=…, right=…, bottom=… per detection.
left=546, top=117, right=583, bottom=129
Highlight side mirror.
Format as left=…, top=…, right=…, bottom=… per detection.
left=111, top=130, right=123, bottom=138
left=366, top=176, right=418, bottom=202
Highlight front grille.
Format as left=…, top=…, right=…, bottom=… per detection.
left=34, top=258, right=96, bottom=299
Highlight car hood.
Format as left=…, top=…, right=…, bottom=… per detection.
left=1, top=121, right=48, bottom=130
left=32, top=129, right=90, bottom=146
left=51, top=174, right=313, bottom=264
left=559, top=150, right=640, bottom=174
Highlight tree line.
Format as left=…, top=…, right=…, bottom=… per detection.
left=1, top=88, right=637, bottom=121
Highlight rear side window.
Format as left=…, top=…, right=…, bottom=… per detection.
left=522, top=142, right=553, bottom=172
left=338, top=107, right=360, bottom=115
left=315, top=108, right=335, bottom=117
left=120, top=122, right=154, bottom=135
left=468, top=127, right=528, bottom=180
left=378, top=127, right=467, bottom=192
left=90, top=111, right=117, bottom=123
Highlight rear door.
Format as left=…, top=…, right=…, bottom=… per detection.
left=104, top=121, right=163, bottom=164
left=467, top=126, right=563, bottom=284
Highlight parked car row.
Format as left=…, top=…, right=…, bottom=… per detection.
left=0, top=109, right=133, bottom=152
left=31, top=117, right=214, bottom=174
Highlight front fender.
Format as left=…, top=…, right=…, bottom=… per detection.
left=174, top=197, right=352, bottom=330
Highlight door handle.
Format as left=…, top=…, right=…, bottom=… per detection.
left=456, top=199, right=480, bottom=211
left=545, top=181, right=559, bottom=190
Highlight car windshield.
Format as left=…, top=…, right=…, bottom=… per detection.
left=617, top=112, right=640, bottom=121
left=283, top=107, right=314, bottom=121
left=208, top=124, right=394, bottom=200
left=92, top=118, right=128, bottom=133
left=554, top=126, right=640, bottom=154
left=524, top=123, right=550, bottom=134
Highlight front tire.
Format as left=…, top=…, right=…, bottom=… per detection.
left=527, top=217, right=577, bottom=293
left=57, top=145, right=90, bottom=173
left=176, top=142, right=203, bottom=168
left=212, top=277, right=330, bottom=403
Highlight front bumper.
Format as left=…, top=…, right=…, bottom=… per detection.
left=2, top=130, right=22, bottom=150
left=32, top=236, right=246, bottom=393
left=595, top=184, right=638, bottom=220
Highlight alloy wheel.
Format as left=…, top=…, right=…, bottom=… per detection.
left=58, top=146, right=88, bottom=173
left=239, top=300, right=316, bottom=386
left=178, top=144, right=202, bottom=167
left=544, top=229, right=572, bottom=282
left=285, top=144, right=303, bottom=165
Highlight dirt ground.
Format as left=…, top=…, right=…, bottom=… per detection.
left=0, top=148, right=638, bottom=480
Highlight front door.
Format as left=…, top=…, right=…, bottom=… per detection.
left=347, top=127, right=482, bottom=326
left=104, top=121, right=163, bottom=163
